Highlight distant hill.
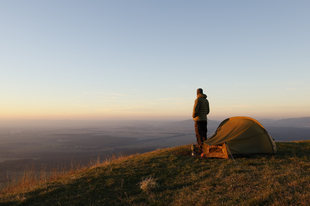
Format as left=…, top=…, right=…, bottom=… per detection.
left=1, top=117, right=309, bottom=129
left=170, top=117, right=310, bottom=129
left=259, top=117, right=310, bottom=128
left=165, top=119, right=220, bottom=129
left=167, top=117, right=310, bottom=141
left=264, top=127, right=310, bottom=141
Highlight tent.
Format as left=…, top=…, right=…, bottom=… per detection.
left=202, top=116, right=277, bottom=159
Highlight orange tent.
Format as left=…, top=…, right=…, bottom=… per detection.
left=203, top=116, right=276, bottom=158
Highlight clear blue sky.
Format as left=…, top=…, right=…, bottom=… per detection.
left=1, top=1, right=309, bottom=121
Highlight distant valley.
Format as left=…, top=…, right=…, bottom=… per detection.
left=0, top=117, right=310, bottom=189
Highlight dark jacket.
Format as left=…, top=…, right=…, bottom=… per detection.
left=192, top=94, right=210, bottom=121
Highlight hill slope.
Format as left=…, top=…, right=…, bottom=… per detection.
left=1, top=141, right=310, bottom=205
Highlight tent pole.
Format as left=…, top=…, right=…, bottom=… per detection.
left=225, top=142, right=239, bottom=168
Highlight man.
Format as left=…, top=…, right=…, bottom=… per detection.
left=192, top=88, right=210, bottom=154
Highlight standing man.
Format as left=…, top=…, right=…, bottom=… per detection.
left=192, top=88, right=210, bottom=154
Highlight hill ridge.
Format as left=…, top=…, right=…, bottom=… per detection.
left=1, top=141, right=310, bottom=205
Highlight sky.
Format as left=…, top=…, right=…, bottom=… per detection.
left=1, top=1, right=310, bottom=121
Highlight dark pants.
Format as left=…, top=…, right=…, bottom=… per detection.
left=195, top=121, right=207, bottom=153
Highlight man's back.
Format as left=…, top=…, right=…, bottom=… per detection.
left=192, top=93, right=210, bottom=122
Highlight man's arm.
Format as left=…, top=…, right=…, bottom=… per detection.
left=192, top=99, right=200, bottom=118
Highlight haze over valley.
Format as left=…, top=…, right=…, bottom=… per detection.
left=1, top=117, right=310, bottom=189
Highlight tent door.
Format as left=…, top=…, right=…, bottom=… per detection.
left=202, top=143, right=229, bottom=159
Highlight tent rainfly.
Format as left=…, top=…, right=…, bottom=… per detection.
left=202, top=116, right=277, bottom=159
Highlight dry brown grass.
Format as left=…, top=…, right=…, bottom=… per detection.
left=1, top=142, right=310, bottom=205
left=1, top=153, right=125, bottom=195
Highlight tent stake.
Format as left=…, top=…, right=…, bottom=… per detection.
left=225, top=142, right=239, bottom=168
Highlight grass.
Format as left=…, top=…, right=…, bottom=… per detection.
left=1, top=141, right=310, bottom=205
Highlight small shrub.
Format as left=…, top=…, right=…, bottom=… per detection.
left=138, top=177, right=158, bottom=192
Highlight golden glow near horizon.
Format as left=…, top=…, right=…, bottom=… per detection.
left=2, top=99, right=309, bottom=120
left=2, top=83, right=310, bottom=120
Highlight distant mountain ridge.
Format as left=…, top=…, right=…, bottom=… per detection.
left=1, top=117, right=309, bottom=129
left=169, top=117, right=310, bottom=141
left=171, top=117, right=310, bottom=129
left=166, top=119, right=220, bottom=129
left=259, top=117, right=310, bottom=128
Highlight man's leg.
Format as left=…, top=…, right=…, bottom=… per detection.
left=201, top=121, right=207, bottom=142
left=195, top=121, right=201, bottom=153
left=195, top=121, right=207, bottom=153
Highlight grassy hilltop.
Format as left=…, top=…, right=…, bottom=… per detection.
left=1, top=141, right=310, bottom=205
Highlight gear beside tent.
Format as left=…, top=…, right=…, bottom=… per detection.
left=202, top=116, right=277, bottom=159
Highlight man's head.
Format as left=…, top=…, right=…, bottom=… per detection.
left=197, top=88, right=203, bottom=95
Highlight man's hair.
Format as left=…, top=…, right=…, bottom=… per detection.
left=197, top=88, right=203, bottom=95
